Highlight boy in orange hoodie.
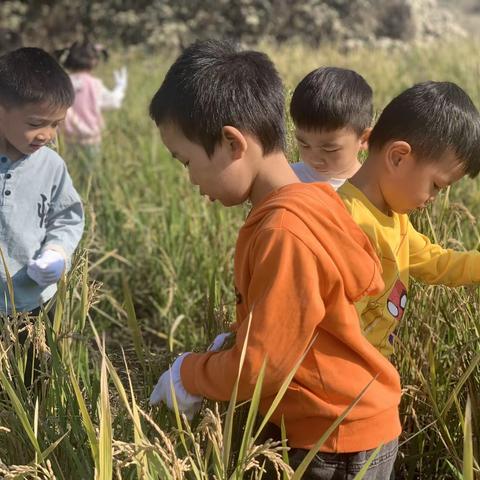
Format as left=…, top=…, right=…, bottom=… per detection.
left=148, top=40, right=401, bottom=479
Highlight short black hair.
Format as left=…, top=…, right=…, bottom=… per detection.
left=290, top=66, right=373, bottom=135
left=369, top=81, right=480, bottom=178
left=0, top=28, right=22, bottom=56
left=149, top=39, right=286, bottom=156
left=0, top=47, right=74, bottom=109
left=63, top=40, right=100, bottom=72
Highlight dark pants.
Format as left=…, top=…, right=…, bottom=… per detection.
left=259, top=422, right=397, bottom=480
left=289, top=438, right=398, bottom=480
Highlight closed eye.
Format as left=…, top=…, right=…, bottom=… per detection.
left=170, top=150, right=189, bottom=168
left=323, top=147, right=341, bottom=153
left=28, top=121, right=62, bottom=128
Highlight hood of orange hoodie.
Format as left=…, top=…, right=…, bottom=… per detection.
left=245, top=182, right=384, bottom=302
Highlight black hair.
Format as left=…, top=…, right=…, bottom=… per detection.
left=290, top=66, right=373, bottom=135
left=63, top=40, right=100, bottom=72
left=149, top=39, right=286, bottom=156
left=369, top=81, right=480, bottom=178
left=0, top=47, right=74, bottom=109
left=0, top=29, right=23, bottom=56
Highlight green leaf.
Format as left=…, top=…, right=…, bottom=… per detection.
left=352, top=444, right=383, bottom=479
left=463, top=396, right=473, bottom=480
left=98, top=344, right=113, bottom=480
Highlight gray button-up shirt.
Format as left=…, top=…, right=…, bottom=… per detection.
left=0, top=146, right=84, bottom=313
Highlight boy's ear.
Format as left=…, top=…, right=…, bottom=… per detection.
left=222, top=126, right=248, bottom=160
left=359, top=127, right=372, bottom=150
left=385, top=140, right=413, bottom=171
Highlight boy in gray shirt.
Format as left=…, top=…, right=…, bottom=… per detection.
left=0, top=47, right=84, bottom=315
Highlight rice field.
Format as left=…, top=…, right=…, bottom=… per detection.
left=0, top=39, right=479, bottom=479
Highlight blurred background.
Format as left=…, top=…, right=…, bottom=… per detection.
left=1, top=0, right=478, bottom=52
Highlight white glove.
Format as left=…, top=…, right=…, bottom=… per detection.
left=27, top=250, right=65, bottom=287
left=208, top=332, right=232, bottom=352
left=113, top=66, right=128, bottom=93
left=149, top=353, right=202, bottom=419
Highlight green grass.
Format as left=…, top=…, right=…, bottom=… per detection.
left=0, top=39, right=479, bottom=478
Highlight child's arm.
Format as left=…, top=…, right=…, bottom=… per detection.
left=27, top=163, right=84, bottom=287
left=409, top=221, right=480, bottom=286
left=98, top=67, right=127, bottom=110
left=179, top=227, right=325, bottom=402
left=42, top=164, right=84, bottom=267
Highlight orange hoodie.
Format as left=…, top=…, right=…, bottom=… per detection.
left=181, top=183, right=401, bottom=453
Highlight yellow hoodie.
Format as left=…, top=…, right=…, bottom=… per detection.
left=181, top=183, right=401, bottom=453
left=338, top=181, right=480, bottom=357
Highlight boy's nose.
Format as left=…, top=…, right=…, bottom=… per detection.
left=36, top=128, right=55, bottom=143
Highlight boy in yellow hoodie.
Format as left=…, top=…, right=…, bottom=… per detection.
left=148, top=40, right=401, bottom=479
left=338, top=81, right=480, bottom=357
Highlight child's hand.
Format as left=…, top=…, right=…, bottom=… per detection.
left=26, top=250, right=65, bottom=287
left=113, top=67, right=128, bottom=92
left=208, top=332, right=233, bottom=351
left=149, top=353, right=202, bottom=419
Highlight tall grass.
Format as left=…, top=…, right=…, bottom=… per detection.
left=0, top=269, right=377, bottom=479
left=0, top=39, right=479, bottom=478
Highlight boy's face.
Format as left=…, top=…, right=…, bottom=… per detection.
left=295, top=126, right=367, bottom=178
left=0, top=102, right=67, bottom=160
left=382, top=149, right=465, bottom=214
left=159, top=122, right=253, bottom=207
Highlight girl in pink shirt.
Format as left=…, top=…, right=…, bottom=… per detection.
left=61, top=40, right=127, bottom=149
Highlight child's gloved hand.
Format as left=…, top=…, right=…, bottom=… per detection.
left=149, top=353, right=202, bottom=419
left=208, top=332, right=233, bottom=352
left=113, top=66, right=128, bottom=92
left=27, top=250, right=65, bottom=287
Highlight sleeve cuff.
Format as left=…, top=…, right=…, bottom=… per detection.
left=180, top=352, right=205, bottom=396
left=42, top=244, right=67, bottom=258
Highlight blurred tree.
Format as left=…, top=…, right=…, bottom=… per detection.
left=0, top=0, right=463, bottom=52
